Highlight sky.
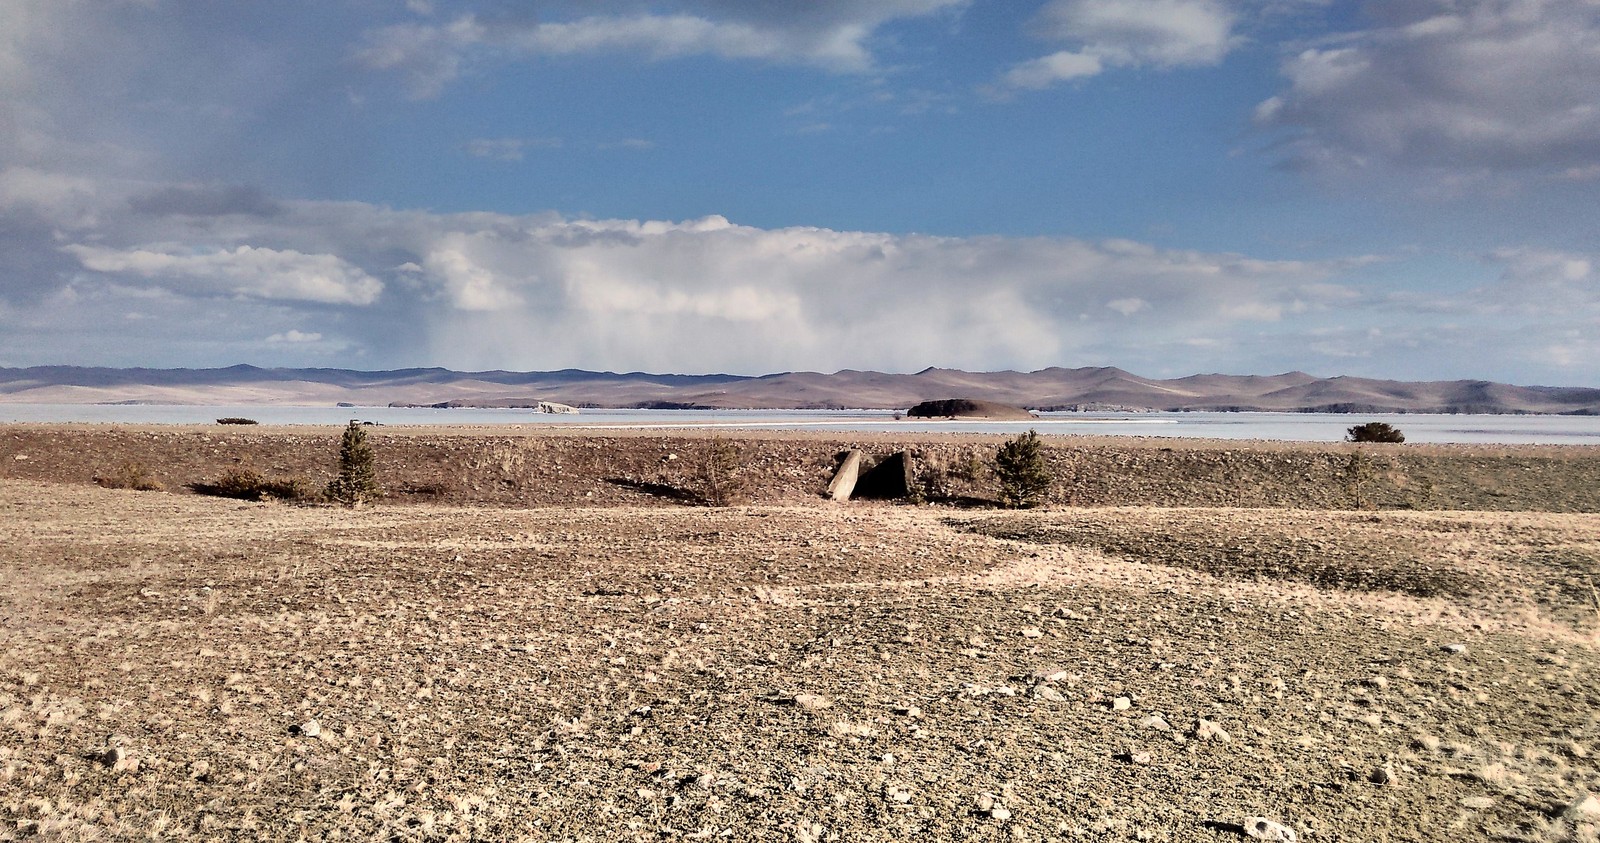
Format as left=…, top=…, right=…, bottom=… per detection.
left=2, top=0, right=1598, bottom=385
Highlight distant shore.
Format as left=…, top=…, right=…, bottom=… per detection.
left=5, top=363, right=1598, bottom=414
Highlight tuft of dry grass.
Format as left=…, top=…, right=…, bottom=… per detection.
left=92, top=462, right=164, bottom=492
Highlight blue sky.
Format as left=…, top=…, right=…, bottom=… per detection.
left=2, top=0, right=1598, bottom=385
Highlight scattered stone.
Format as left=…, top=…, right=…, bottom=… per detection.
left=1442, top=644, right=1467, bottom=655
left=1243, top=817, right=1297, bottom=842
left=891, top=704, right=922, bottom=718
left=1362, top=676, right=1389, bottom=690
left=974, top=793, right=1012, bottom=821
left=1118, top=750, right=1152, bottom=765
left=1370, top=762, right=1396, bottom=785
left=189, top=760, right=212, bottom=781
left=93, top=746, right=125, bottom=768
left=793, top=694, right=832, bottom=712
left=1033, top=684, right=1065, bottom=702
left=1460, top=796, right=1495, bottom=810
left=1193, top=719, right=1231, bottom=743
left=1111, top=696, right=1132, bottom=711
left=1020, top=627, right=1045, bottom=639
left=295, top=720, right=322, bottom=738
left=1563, top=792, right=1600, bottom=823
left=1139, top=715, right=1172, bottom=732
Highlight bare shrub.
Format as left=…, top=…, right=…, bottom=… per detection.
left=1344, top=452, right=1377, bottom=510
left=695, top=437, right=749, bottom=507
left=215, top=417, right=259, bottom=425
left=94, top=462, right=164, bottom=492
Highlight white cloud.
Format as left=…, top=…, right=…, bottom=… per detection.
left=1003, top=50, right=1104, bottom=89
left=6, top=174, right=1599, bottom=382
left=267, top=329, right=324, bottom=343
left=356, top=2, right=966, bottom=97
left=1106, top=297, right=1148, bottom=315
left=462, top=137, right=562, bottom=161
left=65, top=244, right=385, bottom=306
left=1257, top=0, right=1600, bottom=177
left=421, top=242, right=527, bottom=311
left=1002, top=0, right=1238, bottom=89
left=355, top=15, right=486, bottom=100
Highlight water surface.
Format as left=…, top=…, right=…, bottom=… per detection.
left=4, top=404, right=1599, bottom=445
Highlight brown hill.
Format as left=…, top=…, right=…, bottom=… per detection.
left=1, top=365, right=1598, bottom=414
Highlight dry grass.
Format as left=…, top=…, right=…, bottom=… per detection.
left=92, top=461, right=164, bottom=492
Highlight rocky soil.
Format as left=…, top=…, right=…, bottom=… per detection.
left=1, top=426, right=1598, bottom=841
left=2, top=466, right=1600, bottom=840
left=3, top=424, right=1600, bottom=512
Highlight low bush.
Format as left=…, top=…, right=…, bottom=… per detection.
left=216, top=417, right=259, bottom=425
left=191, top=468, right=314, bottom=502
left=1347, top=422, right=1405, bottom=443
left=94, top=462, right=164, bottom=492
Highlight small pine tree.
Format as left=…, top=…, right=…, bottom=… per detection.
left=1347, top=422, right=1405, bottom=443
left=325, top=421, right=380, bottom=506
left=994, top=429, right=1052, bottom=508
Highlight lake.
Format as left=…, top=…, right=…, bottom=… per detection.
left=3, top=404, right=1599, bottom=444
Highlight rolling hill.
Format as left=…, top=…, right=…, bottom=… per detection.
left=1, top=364, right=1597, bottom=414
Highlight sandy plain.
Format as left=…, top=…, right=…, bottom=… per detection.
left=2, top=425, right=1599, bottom=842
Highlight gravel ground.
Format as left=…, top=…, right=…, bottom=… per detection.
left=2, top=472, right=1598, bottom=841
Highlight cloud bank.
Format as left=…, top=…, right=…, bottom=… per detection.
left=3, top=171, right=1595, bottom=382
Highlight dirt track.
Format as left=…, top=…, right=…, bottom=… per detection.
left=2, top=426, right=1599, bottom=841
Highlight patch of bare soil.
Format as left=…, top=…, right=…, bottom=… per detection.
left=2, top=480, right=1598, bottom=842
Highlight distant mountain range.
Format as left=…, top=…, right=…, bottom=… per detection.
left=2, top=364, right=1598, bottom=415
